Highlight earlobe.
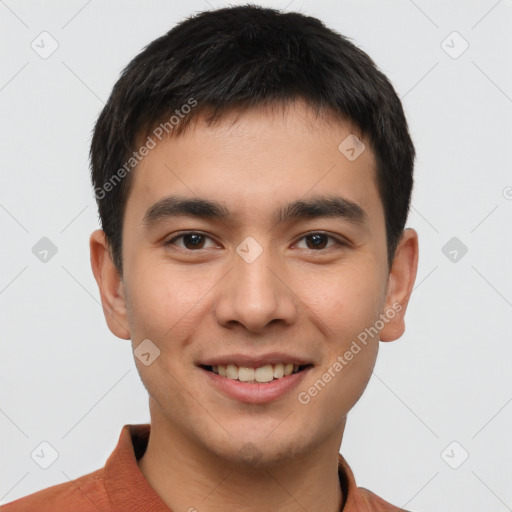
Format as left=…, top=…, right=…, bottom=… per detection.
left=89, top=229, right=131, bottom=340
left=380, top=228, right=419, bottom=342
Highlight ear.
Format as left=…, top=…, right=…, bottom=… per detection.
left=380, top=228, right=419, bottom=342
left=89, top=229, right=130, bottom=340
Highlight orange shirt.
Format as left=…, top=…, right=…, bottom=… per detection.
left=2, top=424, right=407, bottom=511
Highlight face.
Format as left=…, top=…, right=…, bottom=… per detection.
left=91, top=100, right=418, bottom=468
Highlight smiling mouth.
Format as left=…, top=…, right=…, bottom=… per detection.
left=200, top=363, right=313, bottom=383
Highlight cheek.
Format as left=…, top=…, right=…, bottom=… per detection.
left=298, top=259, right=385, bottom=335
left=299, top=341, right=378, bottom=426
left=294, top=262, right=383, bottom=409
left=125, top=259, right=216, bottom=344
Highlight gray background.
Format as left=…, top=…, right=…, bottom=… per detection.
left=1, top=1, right=511, bottom=510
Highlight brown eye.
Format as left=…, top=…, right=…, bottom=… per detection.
left=165, top=232, right=216, bottom=250
left=305, top=233, right=328, bottom=249
left=296, top=232, right=341, bottom=250
left=182, top=233, right=205, bottom=249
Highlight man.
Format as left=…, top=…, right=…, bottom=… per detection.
left=3, top=5, right=419, bottom=511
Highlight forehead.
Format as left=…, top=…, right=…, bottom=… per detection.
left=125, top=101, right=382, bottom=228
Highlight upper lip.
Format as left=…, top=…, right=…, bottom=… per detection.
left=198, top=352, right=314, bottom=368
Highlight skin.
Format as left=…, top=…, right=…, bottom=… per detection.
left=90, top=100, right=418, bottom=512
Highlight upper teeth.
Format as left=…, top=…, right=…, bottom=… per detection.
left=212, top=363, right=300, bottom=383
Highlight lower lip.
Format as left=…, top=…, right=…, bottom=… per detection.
left=200, top=366, right=312, bottom=404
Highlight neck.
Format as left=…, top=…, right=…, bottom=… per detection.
left=137, top=403, right=345, bottom=512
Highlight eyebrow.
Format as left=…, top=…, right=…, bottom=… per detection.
left=141, top=194, right=367, bottom=229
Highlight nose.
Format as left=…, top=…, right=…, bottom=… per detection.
left=213, top=246, right=298, bottom=333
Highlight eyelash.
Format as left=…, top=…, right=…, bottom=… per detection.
left=164, top=231, right=347, bottom=252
